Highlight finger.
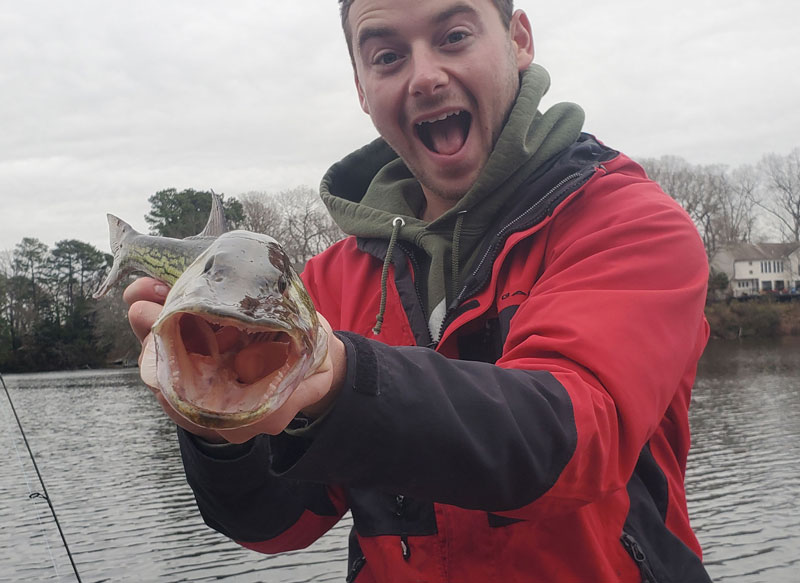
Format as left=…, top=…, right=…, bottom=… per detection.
left=139, top=334, right=159, bottom=389
left=123, top=277, right=169, bottom=307
left=128, top=300, right=163, bottom=343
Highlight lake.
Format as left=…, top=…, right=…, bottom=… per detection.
left=2, top=337, right=799, bottom=582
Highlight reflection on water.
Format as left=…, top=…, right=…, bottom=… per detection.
left=1, top=369, right=349, bottom=582
left=687, top=337, right=800, bottom=583
left=1, top=338, right=799, bottom=582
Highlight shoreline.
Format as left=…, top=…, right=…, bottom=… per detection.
left=705, top=299, right=800, bottom=339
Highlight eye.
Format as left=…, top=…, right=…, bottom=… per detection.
left=446, top=31, right=467, bottom=44
left=374, top=51, right=400, bottom=66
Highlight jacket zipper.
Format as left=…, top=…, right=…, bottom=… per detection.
left=436, top=164, right=601, bottom=342
left=621, top=532, right=659, bottom=583
left=346, top=555, right=367, bottom=582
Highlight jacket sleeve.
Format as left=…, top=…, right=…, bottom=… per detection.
left=268, top=169, right=710, bottom=518
left=177, top=428, right=347, bottom=553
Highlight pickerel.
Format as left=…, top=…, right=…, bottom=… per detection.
left=94, top=194, right=327, bottom=429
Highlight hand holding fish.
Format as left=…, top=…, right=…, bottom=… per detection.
left=125, top=277, right=345, bottom=442
left=98, top=194, right=343, bottom=438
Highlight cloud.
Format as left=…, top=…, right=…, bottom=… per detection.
left=1, top=0, right=798, bottom=252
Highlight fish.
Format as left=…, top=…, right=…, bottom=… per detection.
left=93, top=193, right=328, bottom=429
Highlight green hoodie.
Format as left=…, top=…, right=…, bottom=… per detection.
left=320, top=64, right=585, bottom=341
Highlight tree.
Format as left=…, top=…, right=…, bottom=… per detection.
left=278, top=186, right=344, bottom=268
left=12, top=237, right=49, bottom=318
left=239, top=191, right=283, bottom=234
left=758, top=148, right=800, bottom=242
left=716, top=165, right=759, bottom=246
left=0, top=238, right=112, bottom=372
left=236, top=187, right=344, bottom=270
left=641, top=157, right=766, bottom=257
left=707, top=270, right=730, bottom=303
left=49, top=239, right=107, bottom=323
left=145, top=188, right=244, bottom=238
left=92, top=286, right=140, bottom=366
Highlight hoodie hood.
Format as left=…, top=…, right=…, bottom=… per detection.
left=319, top=64, right=585, bottom=340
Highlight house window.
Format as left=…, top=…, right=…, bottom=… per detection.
left=775, top=280, right=785, bottom=291
left=762, top=281, right=773, bottom=291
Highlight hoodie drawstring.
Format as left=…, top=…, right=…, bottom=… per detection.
left=450, top=210, right=467, bottom=302
left=373, top=217, right=405, bottom=335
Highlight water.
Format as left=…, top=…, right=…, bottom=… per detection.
left=0, top=369, right=350, bottom=582
left=1, top=338, right=799, bottom=582
left=686, top=337, right=800, bottom=582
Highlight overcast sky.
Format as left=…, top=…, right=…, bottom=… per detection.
left=1, top=0, right=798, bottom=254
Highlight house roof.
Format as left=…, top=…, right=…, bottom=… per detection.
left=727, top=242, right=800, bottom=261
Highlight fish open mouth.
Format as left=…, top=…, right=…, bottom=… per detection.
left=416, top=111, right=471, bottom=155
left=154, top=311, right=310, bottom=428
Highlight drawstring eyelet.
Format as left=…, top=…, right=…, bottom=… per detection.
left=373, top=217, right=406, bottom=335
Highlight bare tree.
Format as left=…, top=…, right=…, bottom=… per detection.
left=277, top=186, right=345, bottom=268
left=640, top=156, right=771, bottom=257
left=236, top=186, right=344, bottom=270
left=238, top=191, right=283, bottom=234
left=757, top=148, right=800, bottom=242
left=718, top=165, right=759, bottom=245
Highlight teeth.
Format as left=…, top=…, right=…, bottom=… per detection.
left=417, top=111, right=462, bottom=126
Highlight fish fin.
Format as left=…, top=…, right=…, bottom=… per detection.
left=107, top=214, right=139, bottom=254
left=196, top=191, right=228, bottom=238
left=92, top=214, right=139, bottom=298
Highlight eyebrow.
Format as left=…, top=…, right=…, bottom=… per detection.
left=356, top=2, right=479, bottom=53
left=357, top=26, right=395, bottom=54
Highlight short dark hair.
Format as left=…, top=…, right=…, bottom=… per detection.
left=338, top=0, right=514, bottom=61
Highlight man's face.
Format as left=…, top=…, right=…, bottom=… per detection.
left=348, top=0, right=533, bottom=215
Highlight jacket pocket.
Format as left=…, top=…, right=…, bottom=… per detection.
left=621, top=531, right=660, bottom=583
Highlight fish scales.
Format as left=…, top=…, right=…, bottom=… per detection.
left=125, top=237, right=210, bottom=287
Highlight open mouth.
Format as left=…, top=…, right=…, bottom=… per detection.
left=155, top=312, right=305, bottom=428
left=416, top=111, right=471, bottom=155
left=178, top=313, right=293, bottom=385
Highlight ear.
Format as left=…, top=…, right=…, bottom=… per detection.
left=509, top=10, right=534, bottom=71
left=354, top=70, right=370, bottom=114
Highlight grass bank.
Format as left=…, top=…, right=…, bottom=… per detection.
left=705, top=299, right=800, bottom=339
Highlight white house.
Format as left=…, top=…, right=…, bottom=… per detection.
left=711, top=242, right=800, bottom=297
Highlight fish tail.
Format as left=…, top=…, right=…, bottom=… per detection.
left=92, top=214, right=140, bottom=298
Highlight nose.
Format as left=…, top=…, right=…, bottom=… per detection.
left=408, top=49, right=448, bottom=97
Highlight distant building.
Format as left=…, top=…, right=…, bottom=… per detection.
left=711, top=243, right=800, bottom=297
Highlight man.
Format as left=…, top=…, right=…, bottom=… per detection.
left=126, top=0, right=713, bottom=581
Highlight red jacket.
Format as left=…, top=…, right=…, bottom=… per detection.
left=179, top=136, right=712, bottom=582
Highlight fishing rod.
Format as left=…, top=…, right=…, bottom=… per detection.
left=1, top=372, right=83, bottom=583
